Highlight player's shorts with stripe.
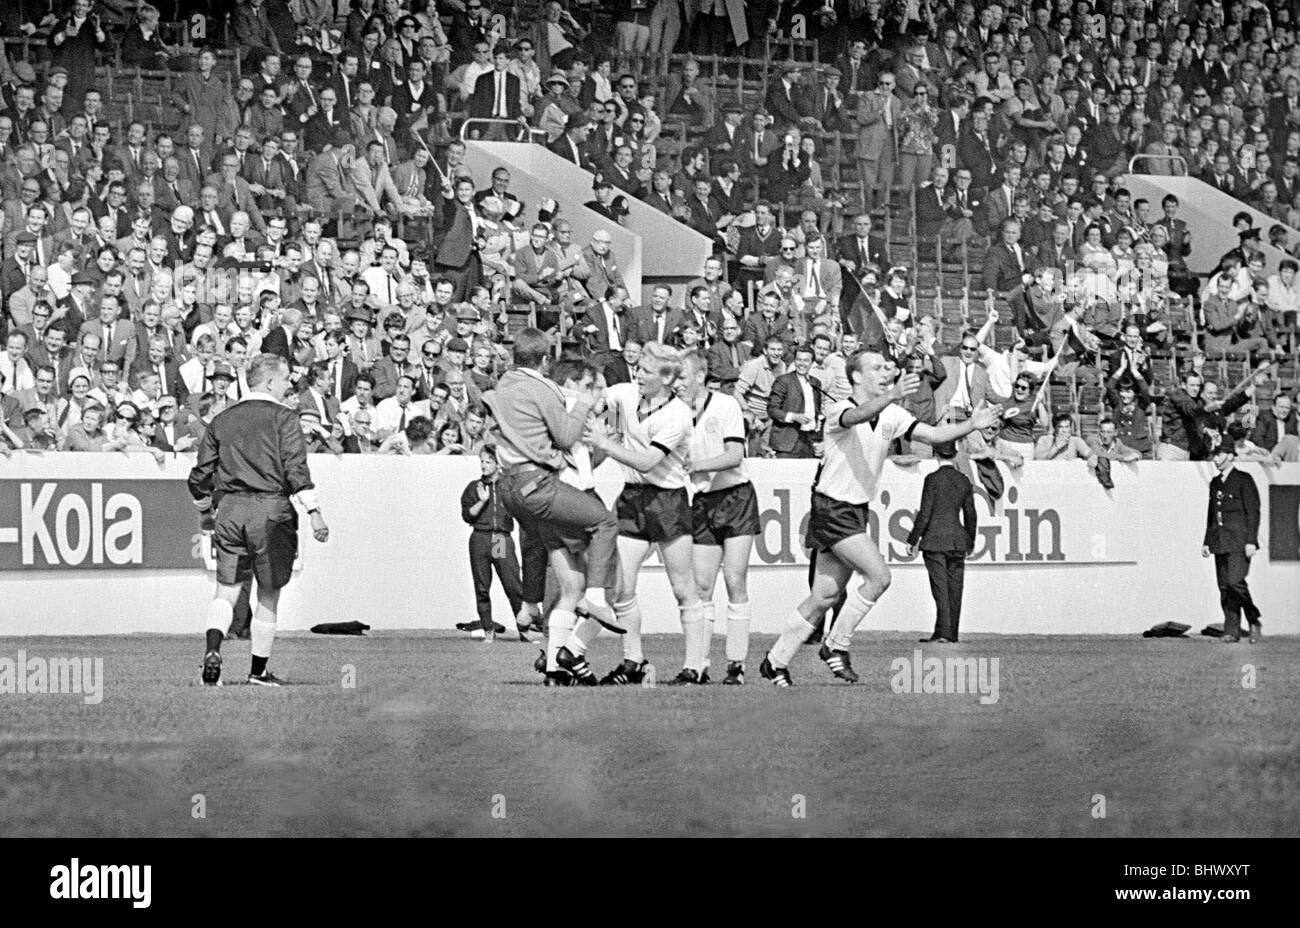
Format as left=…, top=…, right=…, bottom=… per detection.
left=617, top=484, right=692, bottom=543
left=213, top=493, right=298, bottom=590
left=692, top=481, right=760, bottom=546
left=805, top=490, right=870, bottom=553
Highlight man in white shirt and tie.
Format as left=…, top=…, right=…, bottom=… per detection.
left=372, top=374, right=429, bottom=438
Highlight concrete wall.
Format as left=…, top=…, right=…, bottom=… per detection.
left=1, top=454, right=1298, bottom=639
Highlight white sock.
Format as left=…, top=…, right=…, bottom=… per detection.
left=250, top=604, right=277, bottom=660
left=725, top=600, right=752, bottom=663
left=615, top=597, right=642, bottom=663
left=700, top=602, right=717, bottom=669
left=587, top=587, right=611, bottom=611
left=680, top=603, right=706, bottom=672
left=547, top=609, right=576, bottom=672
left=205, top=599, right=233, bottom=635
left=565, top=615, right=601, bottom=656
left=769, top=611, right=816, bottom=668
left=826, top=589, right=875, bottom=652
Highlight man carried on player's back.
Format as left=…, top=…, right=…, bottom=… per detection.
left=189, top=353, right=331, bottom=687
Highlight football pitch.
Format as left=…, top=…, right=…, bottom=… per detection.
left=2, top=632, right=1297, bottom=837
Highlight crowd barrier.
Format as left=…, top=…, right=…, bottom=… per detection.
left=0, top=454, right=1297, bottom=637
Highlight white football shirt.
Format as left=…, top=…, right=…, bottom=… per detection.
left=688, top=390, right=749, bottom=493
left=606, top=382, right=693, bottom=489
left=815, top=400, right=918, bottom=505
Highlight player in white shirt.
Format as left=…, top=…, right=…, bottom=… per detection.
left=760, top=350, right=1002, bottom=686
left=677, top=349, right=759, bottom=685
left=567, top=343, right=706, bottom=685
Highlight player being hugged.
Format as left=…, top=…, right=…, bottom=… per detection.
left=678, top=349, right=759, bottom=685
left=572, top=342, right=706, bottom=685
left=189, top=353, right=330, bottom=687
left=760, top=351, right=1001, bottom=686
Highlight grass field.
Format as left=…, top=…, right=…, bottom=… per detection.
left=1, top=631, right=1297, bottom=837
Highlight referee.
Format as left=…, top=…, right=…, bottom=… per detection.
left=189, top=354, right=330, bottom=687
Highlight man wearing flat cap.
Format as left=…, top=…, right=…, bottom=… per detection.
left=548, top=111, right=593, bottom=169
left=766, top=61, right=809, bottom=132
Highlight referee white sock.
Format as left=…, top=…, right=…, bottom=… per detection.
left=769, top=612, right=816, bottom=668
left=205, top=599, right=234, bottom=635
left=615, top=597, right=643, bottom=664
left=565, top=613, right=601, bottom=656
left=548, top=609, right=577, bottom=671
left=680, top=604, right=706, bottom=672
left=725, top=600, right=752, bottom=663
left=826, top=590, right=875, bottom=652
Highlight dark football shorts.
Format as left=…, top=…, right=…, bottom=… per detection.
left=213, top=494, right=299, bottom=590
left=617, top=484, right=692, bottom=543
left=805, top=490, right=870, bottom=553
left=529, top=486, right=609, bottom=555
left=692, top=481, right=760, bottom=546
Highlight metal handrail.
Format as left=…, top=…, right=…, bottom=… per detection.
left=459, top=118, right=547, bottom=144
left=1127, top=154, right=1189, bottom=176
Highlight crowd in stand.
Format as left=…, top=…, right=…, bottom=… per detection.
left=0, top=0, right=1298, bottom=468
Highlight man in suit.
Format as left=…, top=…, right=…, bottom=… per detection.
left=581, top=231, right=626, bottom=304
left=982, top=219, right=1039, bottom=295
left=1203, top=439, right=1263, bottom=642
left=835, top=213, right=889, bottom=322
left=129, top=333, right=188, bottom=407
left=794, top=236, right=842, bottom=328
left=766, top=63, right=809, bottom=132
left=1249, top=391, right=1299, bottom=461
left=433, top=176, right=482, bottom=300
left=305, top=141, right=359, bottom=226
left=547, top=113, right=593, bottom=169
left=906, top=440, right=978, bottom=643
left=736, top=109, right=780, bottom=175
left=391, top=60, right=438, bottom=137
left=468, top=49, right=525, bottom=129
left=766, top=344, right=822, bottom=459
left=299, top=361, right=343, bottom=425
left=934, top=332, right=991, bottom=425
left=151, top=395, right=203, bottom=452
left=627, top=285, right=686, bottom=346
left=856, top=71, right=902, bottom=210
left=956, top=108, right=999, bottom=194
left=578, top=288, right=630, bottom=363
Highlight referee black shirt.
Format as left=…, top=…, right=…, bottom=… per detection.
left=188, top=394, right=317, bottom=503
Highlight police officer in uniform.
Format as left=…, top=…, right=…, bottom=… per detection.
left=1202, top=439, right=1263, bottom=643
left=189, top=353, right=331, bottom=686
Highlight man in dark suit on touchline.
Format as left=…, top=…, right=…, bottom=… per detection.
left=766, top=344, right=822, bottom=459
left=906, top=440, right=978, bottom=643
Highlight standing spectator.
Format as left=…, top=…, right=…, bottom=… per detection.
left=48, top=0, right=106, bottom=123
left=766, top=344, right=821, bottom=459
left=458, top=447, right=529, bottom=639
left=856, top=71, right=901, bottom=211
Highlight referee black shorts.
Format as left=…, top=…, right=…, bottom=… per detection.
left=805, top=490, right=870, bottom=553
left=617, top=484, right=692, bottom=543
left=213, top=494, right=298, bottom=590
left=692, top=481, right=760, bottom=546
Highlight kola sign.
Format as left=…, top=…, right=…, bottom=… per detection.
left=0, top=480, right=203, bottom=570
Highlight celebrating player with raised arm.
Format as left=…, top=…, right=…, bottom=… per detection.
left=678, top=349, right=760, bottom=685
left=760, top=351, right=1002, bottom=686
left=189, top=354, right=330, bottom=687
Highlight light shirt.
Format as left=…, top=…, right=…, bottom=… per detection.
left=816, top=400, right=918, bottom=505
left=606, top=382, right=693, bottom=489
left=797, top=375, right=817, bottom=431
left=688, top=391, right=748, bottom=493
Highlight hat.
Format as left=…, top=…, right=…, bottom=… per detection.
left=455, top=305, right=480, bottom=322
left=781, top=61, right=803, bottom=75
left=566, top=112, right=591, bottom=132
left=15, top=231, right=37, bottom=245
left=822, top=66, right=842, bottom=79
left=546, top=71, right=570, bottom=87
left=537, top=197, right=559, bottom=223
left=71, top=270, right=96, bottom=286
left=210, top=362, right=235, bottom=382
left=723, top=100, right=743, bottom=113
left=47, top=66, right=68, bottom=79
left=1239, top=228, right=1261, bottom=242
left=345, top=306, right=375, bottom=324
left=12, top=62, right=35, bottom=84
left=66, top=367, right=93, bottom=386
left=479, top=194, right=505, bottom=216
left=446, top=337, right=470, bottom=352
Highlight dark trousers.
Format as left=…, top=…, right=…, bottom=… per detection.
left=469, top=531, right=525, bottom=626
left=923, top=551, right=966, bottom=641
left=499, top=470, right=619, bottom=589
left=775, top=433, right=817, bottom=458
left=519, top=524, right=548, bottom=605
left=1214, top=552, right=1260, bottom=637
